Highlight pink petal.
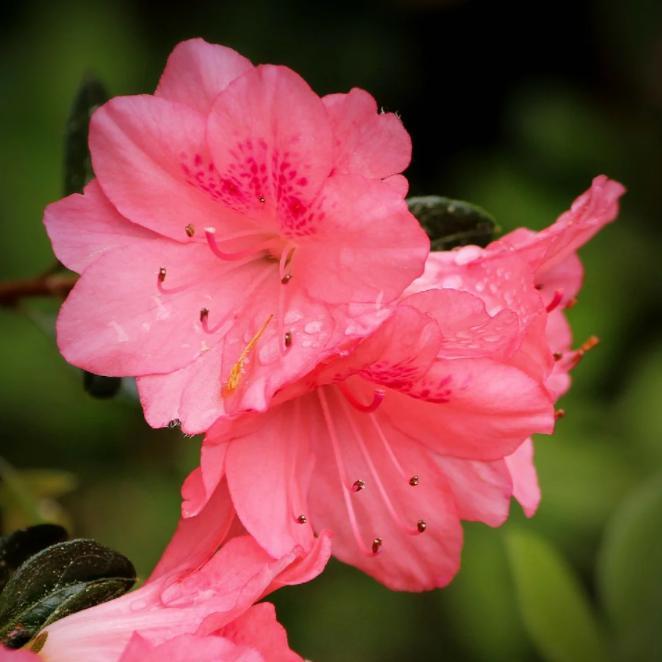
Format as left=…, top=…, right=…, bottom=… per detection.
left=90, top=94, right=245, bottom=240
left=148, top=477, right=235, bottom=582
left=295, top=174, right=429, bottom=304
left=119, top=633, right=259, bottom=662
left=43, top=180, right=156, bottom=274
left=206, top=64, right=333, bottom=225
left=55, top=239, right=233, bottom=376
left=155, top=38, right=253, bottom=115
left=385, top=358, right=554, bottom=460
left=323, top=88, right=411, bottom=179
left=435, top=455, right=512, bottom=526
left=223, top=405, right=316, bottom=557
left=493, top=175, right=625, bottom=274
left=308, top=388, right=463, bottom=591
left=217, top=603, right=300, bottom=662
left=0, top=649, right=39, bottom=661
left=505, top=438, right=541, bottom=517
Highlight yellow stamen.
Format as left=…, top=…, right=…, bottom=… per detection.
left=222, top=314, right=274, bottom=395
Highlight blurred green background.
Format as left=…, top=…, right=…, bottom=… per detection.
left=1, top=0, right=660, bottom=660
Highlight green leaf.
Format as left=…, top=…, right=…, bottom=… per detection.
left=63, top=75, right=108, bottom=196
left=82, top=371, right=122, bottom=399
left=505, top=529, right=609, bottom=662
left=0, top=539, right=135, bottom=648
left=0, top=525, right=67, bottom=591
left=597, top=475, right=662, bottom=661
left=407, top=196, right=499, bottom=250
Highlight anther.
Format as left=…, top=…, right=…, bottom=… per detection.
left=185, top=223, right=195, bottom=237
left=352, top=479, right=365, bottom=492
left=281, top=273, right=292, bottom=285
left=296, top=514, right=307, bottom=524
left=371, top=538, right=383, bottom=555
left=200, top=308, right=209, bottom=323
left=167, top=418, right=181, bottom=429
left=546, top=289, right=564, bottom=312
left=417, top=519, right=427, bottom=533
left=284, top=331, right=292, bottom=347
left=569, top=335, right=600, bottom=368
left=257, top=195, right=266, bottom=204
left=553, top=352, right=563, bottom=361
left=409, top=475, right=420, bottom=487
left=158, top=267, right=167, bottom=283
left=566, top=296, right=578, bottom=309
left=555, top=408, right=566, bottom=420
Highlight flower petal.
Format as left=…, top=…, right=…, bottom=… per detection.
left=505, top=438, right=541, bottom=517
left=206, top=64, right=333, bottom=227
left=43, top=180, right=156, bottom=274
left=90, top=95, right=244, bottom=240
left=323, top=88, right=411, bottom=179
left=155, top=38, right=253, bottom=115
left=295, top=175, right=429, bottom=304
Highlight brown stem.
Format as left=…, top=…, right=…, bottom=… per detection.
left=0, top=272, right=78, bottom=307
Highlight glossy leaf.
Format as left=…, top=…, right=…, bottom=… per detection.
left=407, top=195, right=498, bottom=250
left=0, top=539, right=135, bottom=648
left=0, top=524, right=67, bottom=591
left=505, top=529, right=608, bottom=662
left=63, top=75, right=108, bottom=196
left=597, top=475, right=662, bottom=661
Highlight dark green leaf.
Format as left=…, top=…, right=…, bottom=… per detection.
left=0, top=525, right=67, bottom=591
left=82, top=371, right=122, bottom=399
left=0, top=539, right=135, bottom=647
left=407, top=195, right=499, bottom=250
left=63, top=75, right=108, bottom=196
left=505, top=529, right=609, bottom=662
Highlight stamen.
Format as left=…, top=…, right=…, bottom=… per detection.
left=566, top=296, right=578, bottom=309
left=296, top=514, right=307, bottom=524
left=352, top=479, right=366, bottom=492
left=546, top=289, right=564, bottom=312
left=156, top=267, right=189, bottom=294
left=372, top=538, right=383, bottom=555
left=222, top=314, right=274, bottom=395
left=340, top=395, right=419, bottom=536
left=257, top=195, right=266, bottom=204
left=318, top=389, right=374, bottom=557
left=369, top=413, right=410, bottom=482
left=417, top=519, right=427, bottom=533
left=204, top=227, right=273, bottom=261
left=279, top=246, right=296, bottom=281
left=569, top=335, right=600, bottom=369
left=553, top=352, right=563, bottom=361
left=409, top=475, right=420, bottom=487
left=284, top=331, right=293, bottom=347
left=339, top=384, right=385, bottom=413
left=185, top=223, right=195, bottom=237
left=555, top=408, right=566, bottom=420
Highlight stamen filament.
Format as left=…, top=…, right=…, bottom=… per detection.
left=156, top=267, right=190, bottom=295
left=339, top=384, right=385, bottom=413
left=368, top=412, right=410, bottom=482
left=318, top=389, right=375, bottom=557
left=546, top=289, right=564, bottom=312
left=339, top=394, right=418, bottom=536
left=204, top=227, right=273, bottom=261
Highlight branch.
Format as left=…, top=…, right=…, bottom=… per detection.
left=0, top=272, right=78, bottom=307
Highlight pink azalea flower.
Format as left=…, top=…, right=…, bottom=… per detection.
left=176, top=177, right=623, bottom=591
left=44, top=38, right=428, bottom=433
left=3, top=487, right=330, bottom=661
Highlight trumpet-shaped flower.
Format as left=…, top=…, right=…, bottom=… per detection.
left=44, top=38, right=428, bottom=433
left=179, top=177, right=623, bottom=591
left=2, top=485, right=330, bottom=661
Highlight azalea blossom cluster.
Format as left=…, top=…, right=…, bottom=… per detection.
left=7, top=38, right=624, bottom=660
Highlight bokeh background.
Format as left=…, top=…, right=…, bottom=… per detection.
left=1, top=0, right=660, bottom=660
